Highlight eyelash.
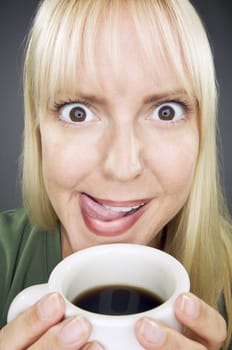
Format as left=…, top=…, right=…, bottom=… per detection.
left=53, top=99, right=91, bottom=112
left=170, top=98, right=192, bottom=112
left=152, top=98, right=193, bottom=124
left=51, top=99, right=93, bottom=126
left=51, top=97, right=194, bottom=126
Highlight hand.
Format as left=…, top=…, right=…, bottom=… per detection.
left=135, top=292, right=227, bottom=349
left=0, top=293, right=103, bottom=350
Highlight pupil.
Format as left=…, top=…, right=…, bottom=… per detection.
left=70, top=107, right=86, bottom=122
left=159, top=106, right=175, bottom=120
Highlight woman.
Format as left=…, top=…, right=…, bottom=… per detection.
left=0, top=0, right=231, bottom=349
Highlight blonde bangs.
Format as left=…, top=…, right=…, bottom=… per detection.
left=26, top=0, right=123, bottom=113
left=26, top=0, right=216, bottom=115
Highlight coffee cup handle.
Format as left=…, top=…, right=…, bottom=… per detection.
left=7, top=283, right=49, bottom=323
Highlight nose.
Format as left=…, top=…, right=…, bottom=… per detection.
left=103, top=124, right=143, bottom=182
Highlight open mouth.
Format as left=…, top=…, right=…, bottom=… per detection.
left=79, top=193, right=149, bottom=236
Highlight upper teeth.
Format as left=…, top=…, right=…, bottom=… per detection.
left=103, top=204, right=144, bottom=213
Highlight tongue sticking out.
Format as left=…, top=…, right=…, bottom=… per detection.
left=80, top=193, right=127, bottom=222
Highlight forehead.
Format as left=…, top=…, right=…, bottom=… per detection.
left=36, top=1, right=193, bottom=107
left=72, top=14, right=186, bottom=97
left=73, top=14, right=182, bottom=100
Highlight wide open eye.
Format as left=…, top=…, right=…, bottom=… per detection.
left=152, top=102, right=185, bottom=123
left=59, top=102, right=94, bottom=124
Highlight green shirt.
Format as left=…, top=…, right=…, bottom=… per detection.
left=0, top=208, right=62, bottom=328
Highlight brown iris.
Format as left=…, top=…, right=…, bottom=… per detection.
left=158, top=105, right=175, bottom=121
left=70, top=106, right=86, bottom=122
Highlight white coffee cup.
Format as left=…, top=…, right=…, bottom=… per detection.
left=7, top=243, right=190, bottom=349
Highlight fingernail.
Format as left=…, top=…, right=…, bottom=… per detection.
left=179, top=294, right=200, bottom=318
left=92, top=344, right=104, bottom=350
left=60, top=316, right=90, bottom=345
left=38, top=293, right=62, bottom=319
left=137, top=318, right=166, bottom=346
left=84, top=342, right=103, bottom=350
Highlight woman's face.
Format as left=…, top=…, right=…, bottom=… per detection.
left=39, top=13, right=199, bottom=254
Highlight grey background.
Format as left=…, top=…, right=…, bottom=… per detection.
left=0, top=1, right=231, bottom=212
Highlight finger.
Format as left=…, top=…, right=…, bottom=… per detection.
left=174, top=293, right=227, bottom=349
left=0, top=293, right=65, bottom=350
left=135, top=317, right=207, bottom=349
left=28, top=316, right=91, bottom=349
left=81, top=341, right=105, bottom=350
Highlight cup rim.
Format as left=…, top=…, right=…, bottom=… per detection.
left=48, top=243, right=190, bottom=319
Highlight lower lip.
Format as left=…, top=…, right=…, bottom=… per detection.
left=81, top=205, right=146, bottom=237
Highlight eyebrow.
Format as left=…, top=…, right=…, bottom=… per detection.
left=80, top=90, right=196, bottom=105
left=143, top=90, right=195, bottom=104
left=53, top=89, right=196, bottom=107
left=52, top=91, right=107, bottom=106
left=77, top=94, right=106, bottom=105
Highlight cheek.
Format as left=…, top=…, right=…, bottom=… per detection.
left=41, top=130, right=100, bottom=189
left=147, top=133, right=199, bottom=194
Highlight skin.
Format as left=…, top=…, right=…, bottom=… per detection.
left=0, top=7, right=227, bottom=350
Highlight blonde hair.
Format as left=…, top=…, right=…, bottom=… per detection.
left=22, top=0, right=232, bottom=346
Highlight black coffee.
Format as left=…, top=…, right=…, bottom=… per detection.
left=72, top=285, right=164, bottom=315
